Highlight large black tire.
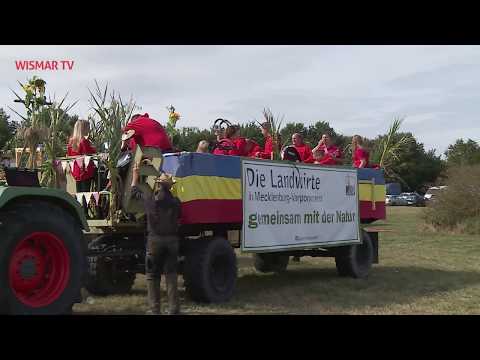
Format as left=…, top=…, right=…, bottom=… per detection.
left=184, top=237, right=237, bottom=303
left=334, top=230, right=374, bottom=279
left=0, top=201, right=86, bottom=315
left=85, top=254, right=136, bottom=296
left=253, top=253, right=289, bottom=273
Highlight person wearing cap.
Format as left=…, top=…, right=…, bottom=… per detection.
left=312, top=133, right=343, bottom=165
left=122, top=113, right=173, bottom=153
left=255, top=122, right=275, bottom=159
left=131, top=162, right=182, bottom=315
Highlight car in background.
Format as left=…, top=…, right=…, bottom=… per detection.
left=398, top=192, right=425, bottom=206
left=424, top=186, right=447, bottom=204
left=386, top=194, right=408, bottom=206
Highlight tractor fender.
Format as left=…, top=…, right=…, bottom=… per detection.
left=0, top=186, right=89, bottom=231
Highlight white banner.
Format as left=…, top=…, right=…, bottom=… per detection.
left=241, top=160, right=360, bottom=252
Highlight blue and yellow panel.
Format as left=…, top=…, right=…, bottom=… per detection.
left=162, top=153, right=386, bottom=224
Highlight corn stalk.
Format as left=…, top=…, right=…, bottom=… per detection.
left=40, top=94, right=78, bottom=187
left=9, top=76, right=50, bottom=169
left=88, top=80, right=137, bottom=218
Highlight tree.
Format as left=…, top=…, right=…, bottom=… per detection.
left=240, top=122, right=263, bottom=145
left=444, top=139, right=480, bottom=167
left=371, top=131, right=444, bottom=192
left=0, top=108, right=17, bottom=150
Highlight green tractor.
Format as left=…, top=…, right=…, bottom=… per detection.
left=0, top=167, right=89, bottom=315
left=0, top=142, right=163, bottom=314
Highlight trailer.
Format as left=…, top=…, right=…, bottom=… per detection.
left=80, top=150, right=386, bottom=303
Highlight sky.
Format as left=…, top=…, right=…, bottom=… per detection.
left=1, top=45, right=479, bottom=156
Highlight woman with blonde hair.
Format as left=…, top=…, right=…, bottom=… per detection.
left=67, top=119, right=97, bottom=192
left=352, top=134, right=369, bottom=168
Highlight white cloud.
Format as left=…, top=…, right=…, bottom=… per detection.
left=1, top=45, right=479, bottom=155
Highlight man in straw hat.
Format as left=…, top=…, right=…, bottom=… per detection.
left=131, top=162, right=182, bottom=315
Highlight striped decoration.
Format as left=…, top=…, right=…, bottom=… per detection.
left=163, top=153, right=386, bottom=224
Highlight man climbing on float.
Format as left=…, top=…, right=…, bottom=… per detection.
left=122, top=113, right=173, bottom=153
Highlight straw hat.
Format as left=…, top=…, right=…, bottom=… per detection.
left=155, top=173, right=175, bottom=189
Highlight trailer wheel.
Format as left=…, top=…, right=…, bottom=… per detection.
left=0, top=202, right=85, bottom=315
left=335, top=230, right=374, bottom=279
left=85, top=255, right=136, bottom=296
left=184, top=237, right=237, bottom=303
left=253, top=253, right=289, bottom=273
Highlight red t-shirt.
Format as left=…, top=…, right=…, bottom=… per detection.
left=353, top=147, right=369, bottom=168
left=317, top=144, right=342, bottom=165
left=257, top=136, right=273, bottom=159
left=67, top=138, right=96, bottom=181
left=234, top=137, right=249, bottom=157
left=213, top=138, right=240, bottom=156
left=294, top=144, right=314, bottom=163
left=123, top=113, right=172, bottom=152
left=246, top=140, right=262, bottom=157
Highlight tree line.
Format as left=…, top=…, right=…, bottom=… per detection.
left=1, top=106, right=479, bottom=193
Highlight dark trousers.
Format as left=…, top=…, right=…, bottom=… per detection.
left=145, top=235, right=180, bottom=314
left=146, top=235, right=179, bottom=278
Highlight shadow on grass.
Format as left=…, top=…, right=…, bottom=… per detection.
left=228, top=265, right=480, bottom=310
left=76, top=262, right=480, bottom=314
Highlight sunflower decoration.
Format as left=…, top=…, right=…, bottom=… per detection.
left=10, top=76, right=52, bottom=169
left=166, top=105, right=181, bottom=149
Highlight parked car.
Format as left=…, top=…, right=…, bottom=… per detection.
left=424, top=186, right=447, bottom=204
left=398, top=192, right=425, bottom=207
left=386, top=194, right=408, bottom=206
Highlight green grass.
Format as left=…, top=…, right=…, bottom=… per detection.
left=73, top=207, right=480, bottom=315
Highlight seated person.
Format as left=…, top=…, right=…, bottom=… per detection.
left=254, top=122, right=274, bottom=159
left=196, top=140, right=210, bottom=153
left=292, top=133, right=314, bottom=163
left=245, top=138, right=262, bottom=158
left=352, top=135, right=369, bottom=168
left=312, top=133, right=343, bottom=166
left=122, top=113, right=173, bottom=153
left=212, top=125, right=241, bottom=156
left=67, top=119, right=97, bottom=192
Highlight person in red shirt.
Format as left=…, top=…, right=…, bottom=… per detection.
left=255, top=122, right=274, bottom=159
left=292, top=133, right=314, bottom=163
left=213, top=125, right=241, bottom=156
left=312, top=133, right=343, bottom=166
left=67, top=119, right=97, bottom=192
left=352, top=134, right=369, bottom=168
left=245, top=138, right=262, bottom=158
left=122, top=113, right=173, bottom=153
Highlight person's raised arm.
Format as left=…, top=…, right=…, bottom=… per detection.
left=130, top=162, right=144, bottom=200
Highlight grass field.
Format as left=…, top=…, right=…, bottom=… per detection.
left=73, top=207, right=480, bottom=315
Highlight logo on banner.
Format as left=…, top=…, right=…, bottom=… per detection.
left=345, top=175, right=356, bottom=196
